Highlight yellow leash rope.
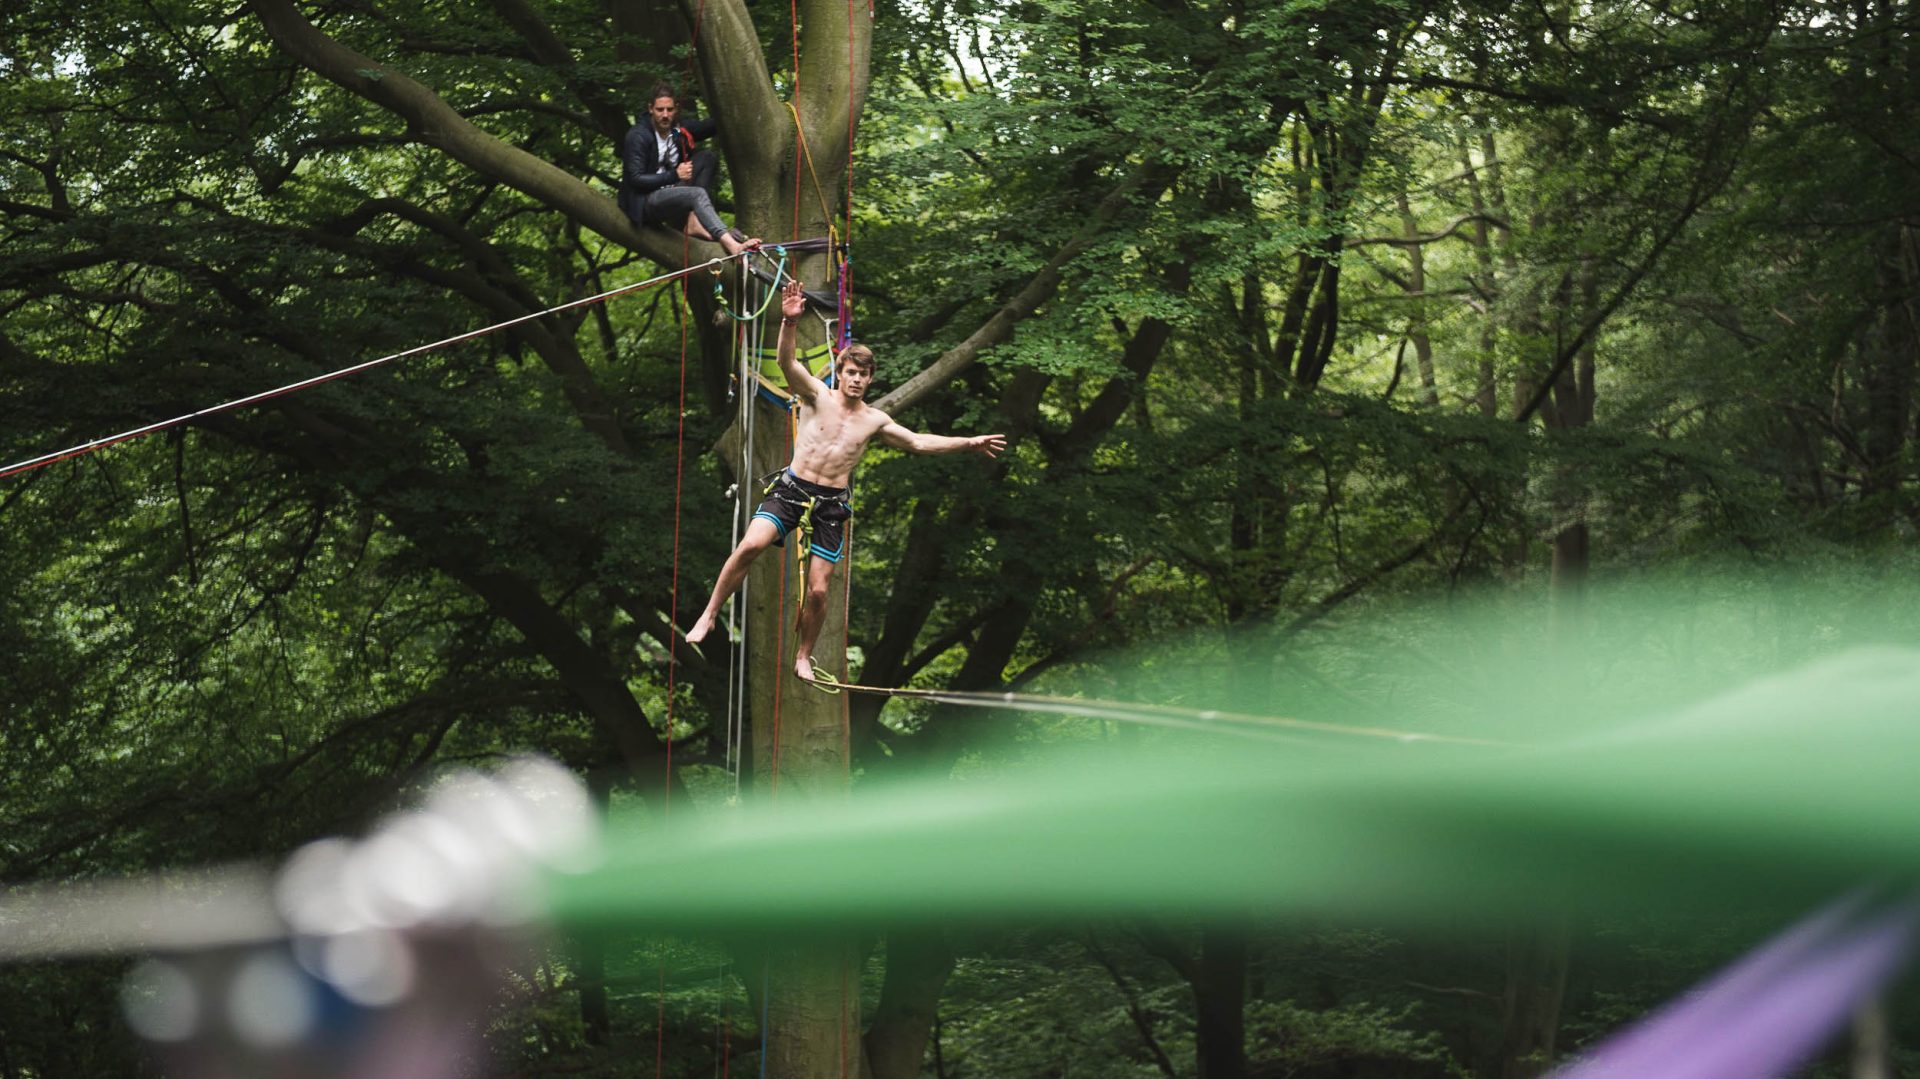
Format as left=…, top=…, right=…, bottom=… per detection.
left=785, top=100, right=841, bottom=242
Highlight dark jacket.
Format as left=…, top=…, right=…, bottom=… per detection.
left=620, top=117, right=718, bottom=224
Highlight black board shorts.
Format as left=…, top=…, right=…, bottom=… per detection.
left=753, top=469, right=853, bottom=563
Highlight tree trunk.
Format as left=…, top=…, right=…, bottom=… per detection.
left=1499, top=261, right=1596, bottom=1079
left=727, top=309, right=862, bottom=1079
left=678, top=0, right=871, bottom=1070
left=576, top=768, right=616, bottom=1046
left=1194, top=928, right=1248, bottom=1079
left=1858, top=224, right=1918, bottom=533
left=1852, top=997, right=1894, bottom=1079
left=1396, top=190, right=1440, bottom=407
left=758, top=934, right=862, bottom=1079
left=1458, top=136, right=1500, bottom=419
left=1497, top=918, right=1572, bottom=1079
left=862, top=927, right=956, bottom=1079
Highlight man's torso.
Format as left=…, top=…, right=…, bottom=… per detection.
left=622, top=117, right=711, bottom=188
left=789, top=393, right=888, bottom=488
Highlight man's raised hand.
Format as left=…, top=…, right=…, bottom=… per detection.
left=782, top=279, right=807, bottom=322
left=972, top=434, right=1008, bottom=458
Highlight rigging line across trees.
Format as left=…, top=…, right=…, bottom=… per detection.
left=0, top=247, right=807, bottom=483
left=803, top=680, right=1516, bottom=749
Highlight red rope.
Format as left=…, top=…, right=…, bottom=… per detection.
left=687, top=0, right=712, bottom=74
left=846, top=0, right=857, bottom=253
left=654, top=233, right=696, bottom=1079
left=771, top=547, right=787, bottom=800
left=666, top=232, right=690, bottom=823
left=655, top=967, right=668, bottom=1077
left=790, top=0, right=804, bottom=240
left=839, top=15, right=859, bottom=1060
left=790, top=0, right=802, bottom=94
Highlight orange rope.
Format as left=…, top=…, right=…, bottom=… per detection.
left=784, top=102, right=840, bottom=250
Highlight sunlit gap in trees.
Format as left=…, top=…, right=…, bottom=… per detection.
left=892, top=0, right=1006, bottom=89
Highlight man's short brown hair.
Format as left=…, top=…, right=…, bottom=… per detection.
left=837, top=343, right=875, bottom=373
left=648, top=81, right=679, bottom=106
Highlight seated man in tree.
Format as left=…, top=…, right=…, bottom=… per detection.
left=620, top=81, right=759, bottom=255
left=687, top=280, right=1007, bottom=683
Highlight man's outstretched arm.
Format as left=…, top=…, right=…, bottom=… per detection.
left=876, top=423, right=1006, bottom=458
left=776, top=280, right=829, bottom=403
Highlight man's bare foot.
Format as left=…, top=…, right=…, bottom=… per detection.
left=794, top=654, right=814, bottom=682
left=719, top=233, right=762, bottom=257
left=687, top=612, right=716, bottom=644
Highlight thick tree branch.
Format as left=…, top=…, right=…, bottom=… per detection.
left=176, top=197, right=637, bottom=457
left=246, top=0, right=695, bottom=267
left=169, top=267, right=683, bottom=800
left=0, top=198, right=73, bottom=223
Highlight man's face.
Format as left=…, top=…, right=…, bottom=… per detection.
left=837, top=362, right=873, bottom=400
left=649, top=96, right=677, bottom=134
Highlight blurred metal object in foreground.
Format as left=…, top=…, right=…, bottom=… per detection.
left=0, top=867, right=281, bottom=961
left=3, top=756, right=598, bottom=1078
left=121, top=927, right=512, bottom=1079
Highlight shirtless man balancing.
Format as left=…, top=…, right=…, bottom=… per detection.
left=686, top=280, right=1007, bottom=682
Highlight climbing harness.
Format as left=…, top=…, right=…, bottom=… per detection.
left=756, top=468, right=852, bottom=566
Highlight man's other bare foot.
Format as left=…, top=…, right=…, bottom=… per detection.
left=687, top=612, right=716, bottom=644
left=719, top=232, right=762, bottom=257
left=794, top=654, right=814, bottom=682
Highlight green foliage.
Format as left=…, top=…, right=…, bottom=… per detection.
left=1245, top=999, right=1449, bottom=1073
left=0, top=961, right=152, bottom=1077
left=7, top=0, right=1920, bottom=1073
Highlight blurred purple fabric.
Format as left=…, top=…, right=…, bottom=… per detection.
left=1554, top=895, right=1915, bottom=1079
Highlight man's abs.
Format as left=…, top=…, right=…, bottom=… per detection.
left=791, top=410, right=880, bottom=486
